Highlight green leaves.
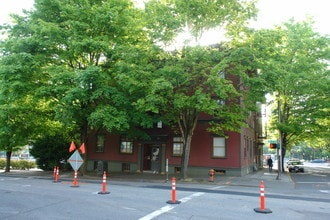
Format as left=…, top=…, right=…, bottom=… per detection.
left=89, top=105, right=130, bottom=132
left=175, top=0, right=257, bottom=37
left=242, top=20, right=330, bottom=149
left=0, top=0, right=264, bottom=176
left=144, top=0, right=257, bottom=44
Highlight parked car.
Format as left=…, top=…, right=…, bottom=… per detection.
left=286, top=158, right=301, bottom=166
left=311, top=158, right=326, bottom=163
left=287, top=160, right=304, bottom=173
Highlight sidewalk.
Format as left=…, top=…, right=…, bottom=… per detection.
left=0, top=167, right=294, bottom=189
left=223, top=168, right=295, bottom=190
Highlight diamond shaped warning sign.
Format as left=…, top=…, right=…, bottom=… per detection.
left=68, top=150, right=84, bottom=171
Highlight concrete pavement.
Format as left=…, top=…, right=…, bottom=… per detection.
left=0, top=167, right=293, bottom=190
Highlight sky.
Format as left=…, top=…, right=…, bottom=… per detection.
left=252, top=0, right=328, bottom=34
left=0, top=0, right=329, bottom=38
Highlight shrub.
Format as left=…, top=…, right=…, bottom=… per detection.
left=30, top=133, right=73, bottom=171
left=0, top=159, right=5, bottom=169
left=10, top=160, right=36, bottom=170
left=0, top=159, right=36, bottom=170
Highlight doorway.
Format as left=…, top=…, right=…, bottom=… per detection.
left=143, top=144, right=161, bottom=173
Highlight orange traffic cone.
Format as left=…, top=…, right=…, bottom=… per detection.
left=71, top=170, right=79, bottom=187
left=53, top=166, right=57, bottom=179
left=53, top=166, right=61, bottom=183
left=98, top=171, right=110, bottom=194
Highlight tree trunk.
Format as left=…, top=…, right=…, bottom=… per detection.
left=180, top=134, right=193, bottom=180
left=5, top=151, right=12, bottom=172
left=178, top=109, right=198, bottom=180
left=281, top=147, right=286, bottom=172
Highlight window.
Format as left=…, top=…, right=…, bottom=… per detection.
left=219, top=71, right=225, bottom=78
left=157, top=121, right=162, bottom=128
left=213, top=137, right=226, bottom=157
left=216, top=99, right=225, bottom=106
left=173, top=137, right=183, bottom=156
left=96, top=134, right=105, bottom=152
left=120, top=137, right=133, bottom=154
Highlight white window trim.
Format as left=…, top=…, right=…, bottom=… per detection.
left=213, top=137, right=226, bottom=158
left=173, top=137, right=183, bottom=156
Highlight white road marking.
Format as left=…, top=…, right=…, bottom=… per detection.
left=191, top=192, right=205, bottom=197
left=0, top=177, right=21, bottom=181
left=138, top=192, right=205, bottom=220
left=122, top=206, right=137, bottom=211
left=319, top=190, right=329, bottom=193
left=296, top=182, right=329, bottom=184
left=139, top=205, right=174, bottom=220
left=210, top=186, right=226, bottom=190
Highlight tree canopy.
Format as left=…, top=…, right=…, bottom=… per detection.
left=144, top=0, right=257, bottom=45
left=135, top=44, right=264, bottom=178
left=1, top=0, right=329, bottom=176
left=232, top=19, right=330, bottom=168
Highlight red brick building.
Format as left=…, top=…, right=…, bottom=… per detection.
left=85, top=49, right=264, bottom=177
left=86, top=104, right=263, bottom=176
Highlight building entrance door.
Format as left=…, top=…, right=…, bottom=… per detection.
left=143, top=144, right=161, bottom=173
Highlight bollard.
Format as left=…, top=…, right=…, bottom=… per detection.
left=98, top=171, right=110, bottom=194
left=71, top=170, right=79, bottom=187
left=166, top=177, right=181, bottom=204
left=254, top=180, right=272, bottom=213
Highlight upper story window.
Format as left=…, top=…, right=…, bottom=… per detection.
left=216, top=99, right=225, bottom=106
left=173, top=137, right=183, bottom=156
left=96, top=134, right=105, bottom=152
left=219, top=71, right=225, bottom=78
left=213, top=137, right=226, bottom=158
left=120, top=137, right=133, bottom=154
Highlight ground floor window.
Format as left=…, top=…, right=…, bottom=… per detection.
left=213, top=137, right=226, bottom=157
left=173, top=137, right=183, bottom=156
left=96, top=134, right=105, bottom=152
left=120, top=137, right=133, bottom=154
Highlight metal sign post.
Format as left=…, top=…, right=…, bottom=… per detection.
left=166, top=158, right=169, bottom=182
left=276, top=147, right=280, bottom=180
left=67, top=150, right=84, bottom=187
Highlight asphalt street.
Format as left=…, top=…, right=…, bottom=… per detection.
left=1, top=166, right=329, bottom=220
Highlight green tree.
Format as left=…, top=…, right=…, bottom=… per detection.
left=28, top=0, right=148, bottom=141
left=133, top=45, right=263, bottom=179
left=97, top=44, right=168, bottom=138
left=30, top=132, right=72, bottom=171
left=239, top=20, right=330, bottom=170
left=1, top=0, right=152, bottom=173
left=141, top=0, right=258, bottom=179
left=0, top=51, right=50, bottom=172
left=0, top=2, right=70, bottom=171
left=1, top=0, right=260, bottom=178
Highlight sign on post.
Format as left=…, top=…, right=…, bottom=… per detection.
left=68, top=150, right=84, bottom=171
left=268, top=140, right=277, bottom=144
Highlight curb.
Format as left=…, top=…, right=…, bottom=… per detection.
left=0, top=169, right=294, bottom=189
